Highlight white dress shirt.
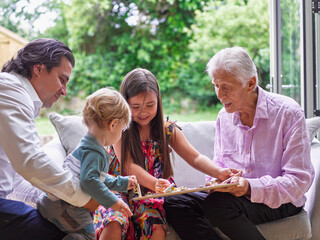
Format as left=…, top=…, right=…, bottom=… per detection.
left=0, top=72, right=90, bottom=207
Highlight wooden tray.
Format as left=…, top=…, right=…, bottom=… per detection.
left=133, top=182, right=238, bottom=201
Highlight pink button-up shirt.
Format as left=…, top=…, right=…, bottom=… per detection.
left=207, top=87, right=314, bottom=208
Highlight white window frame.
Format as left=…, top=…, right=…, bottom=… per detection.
left=270, top=0, right=320, bottom=117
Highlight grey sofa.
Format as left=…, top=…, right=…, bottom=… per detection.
left=8, top=113, right=320, bottom=240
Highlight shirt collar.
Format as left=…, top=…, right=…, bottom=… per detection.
left=11, top=72, right=43, bottom=116
left=254, top=86, right=269, bottom=119
left=231, top=86, right=269, bottom=126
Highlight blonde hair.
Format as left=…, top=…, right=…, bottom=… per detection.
left=82, top=88, right=131, bottom=129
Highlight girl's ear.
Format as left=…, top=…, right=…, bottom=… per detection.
left=109, top=119, right=118, bottom=132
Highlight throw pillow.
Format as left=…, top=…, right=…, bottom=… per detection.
left=306, top=117, right=320, bottom=141
left=49, top=112, right=87, bottom=154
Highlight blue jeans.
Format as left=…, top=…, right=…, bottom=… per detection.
left=37, top=195, right=95, bottom=240
left=0, top=198, right=65, bottom=240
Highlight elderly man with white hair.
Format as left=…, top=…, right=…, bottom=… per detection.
left=164, top=47, right=314, bottom=240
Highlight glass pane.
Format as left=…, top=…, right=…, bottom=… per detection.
left=280, top=0, right=301, bottom=104
left=316, top=13, right=320, bottom=114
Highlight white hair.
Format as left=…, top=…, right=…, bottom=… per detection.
left=206, top=46, right=258, bottom=88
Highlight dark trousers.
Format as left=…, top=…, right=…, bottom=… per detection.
left=203, top=192, right=302, bottom=240
left=0, top=198, right=66, bottom=240
left=164, top=191, right=223, bottom=240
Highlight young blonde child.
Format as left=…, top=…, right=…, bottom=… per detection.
left=93, top=68, right=237, bottom=240
left=37, top=88, right=137, bottom=240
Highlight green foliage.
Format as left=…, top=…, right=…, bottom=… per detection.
left=50, top=0, right=211, bottom=107
left=0, top=0, right=20, bottom=33
left=1, top=0, right=271, bottom=112
left=280, top=0, right=300, bottom=103
left=0, top=0, right=57, bottom=39
left=186, top=0, right=270, bottom=103
left=40, top=1, right=70, bottom=44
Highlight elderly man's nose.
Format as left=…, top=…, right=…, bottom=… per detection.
left=215, top=88, right=222, bottom=99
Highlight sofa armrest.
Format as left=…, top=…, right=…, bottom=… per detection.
left=304, top=139, right=320, bottom=239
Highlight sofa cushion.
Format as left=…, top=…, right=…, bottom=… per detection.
left=171, top=121, right=216, bottom=188
left=49, top=112, right=87, bottom=155
left=306, top=117, right=320, bottom=142
left=213, top=209, right=311, bottom=240
left=257, top=209, right=312, bottom=240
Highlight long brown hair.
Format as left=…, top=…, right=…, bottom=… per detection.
left=120, top=68, right=173, bottom=179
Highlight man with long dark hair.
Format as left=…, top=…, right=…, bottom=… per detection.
left=0, top=38, right=97, bottom=240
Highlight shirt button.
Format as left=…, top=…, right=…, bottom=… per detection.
left=247, top=169, right=250, bottom=173
left=246, top=149, right=250, bottom=153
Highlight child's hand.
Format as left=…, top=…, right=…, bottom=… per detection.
left=218, top=168, right=241, bottom=182
left=206, top=169, right=241, bottom=194
left=155, top=178, right=171, bottom=194
left=111, top=199, right=132, bottom=217
left=127, top=175, right=137, bottom=190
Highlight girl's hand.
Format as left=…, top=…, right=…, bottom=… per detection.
left=111, top=199, right=132, bottom=217
left=217, top=168, right=241, bottom=182
left=127, top=175, right=137, bottom=190
left=155, top=178, right=171, bottom=194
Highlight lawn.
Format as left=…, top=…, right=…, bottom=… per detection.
left=35, top=117, right=57, bottom=136
left=35, top=108, right=221, bottom=136
left=165, top=110, right=219, bottom=122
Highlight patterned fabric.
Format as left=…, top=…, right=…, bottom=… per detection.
left=93, top=121, right=176, bottom=240
left=93, top=197, right=129, bottom=239
left=93, top=152, right=129, bottom=239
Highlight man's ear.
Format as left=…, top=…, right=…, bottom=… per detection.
left=32, top=64, right=45, bottom=77
left=248, top=76, right=256, bottom=92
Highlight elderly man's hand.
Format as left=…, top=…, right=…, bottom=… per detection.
left=229, top=176, right=251, bottom=197
left=213, top=176, right=251, bottom=197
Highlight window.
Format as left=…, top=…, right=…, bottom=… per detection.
left=270, top=0, right=320, bottom=117
left=269, top=0, right=301, bottom=103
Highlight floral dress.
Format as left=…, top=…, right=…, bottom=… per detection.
left=93, top=121, right=175, bottom=240
left=93, top=153, right=130, bottom=239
